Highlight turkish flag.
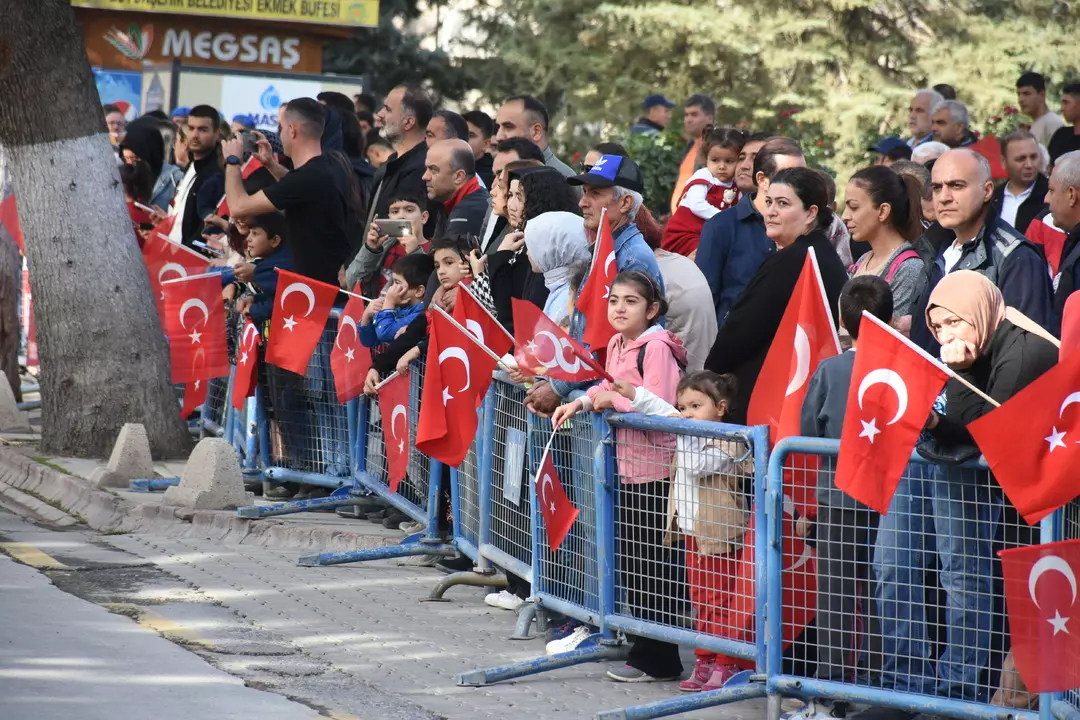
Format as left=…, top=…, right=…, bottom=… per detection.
left=162, top=275, right=229, bottom=384
left=377, top=373, right=411, bottom=494
left=575, top=211, right=618, bottom=351
left=454, top=284, right=513, bottom=357
left=330, top=293, right=372, bottom=404
left=180, top=377, right=208, bottom=418
left=142, top=231, right=208, bottom=320
left=534, top=432, right=579, bottom=551
left=748, top=249, right=839, bottom=440
left=0, top=194, right=25, bottom=253
left=1000, top=539, right=1080, bottom=692
left=968, top=350, right=1080, bottom=524
left=512, top=298, right=611, bottom=382
left=264, top=269, right=339, bottom=375
left=216, top=157, right=265, bottom=217
left=834, top=312, right=949, bottom=513
left=231, top=319, right=261, bottom=410
left=415, top=310, right=495, bottom=467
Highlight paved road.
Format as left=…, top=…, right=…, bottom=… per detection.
left=0, top=553, right=323, bottom=720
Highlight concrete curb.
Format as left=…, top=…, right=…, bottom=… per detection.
left=0, top=447, right=398, bottom=554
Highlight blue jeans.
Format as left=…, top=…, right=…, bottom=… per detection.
left=874, top=462, right=936, bottom=695
left=930, top=464, right=1000, bottom=703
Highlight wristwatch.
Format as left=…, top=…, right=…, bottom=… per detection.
left=226, top=155, right=242, bottom=166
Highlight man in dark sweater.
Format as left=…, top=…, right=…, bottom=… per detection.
left=797, top=275, right=894, bottom=720
left=422, top=138, right=490, bottom=238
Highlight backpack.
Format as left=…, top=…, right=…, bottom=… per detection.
left=636, top=343, right=687, bottom=379
left=849, top=249, right=920, bottom=283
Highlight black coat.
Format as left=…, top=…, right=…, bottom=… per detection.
left=921, top=319, right=1057, bottom=459
left=704, top=229, right=849, bottom=424
left=369, top=141, right=442, bottom=238
left=990, top=173, right=1049, bottom=236
left=489, top=247, right=548, bottom=334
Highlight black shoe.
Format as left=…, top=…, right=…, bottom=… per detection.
left=366, top=508, right=389, bottom=521
left=336, top=505, right=366, bottom=519
left=263, top=482, right=295, bottom=500
left=382, top=512, right=409, bottom=529
left=847, top=708, right=915, bottom=720
left=434, top=554, right=474, bottom=574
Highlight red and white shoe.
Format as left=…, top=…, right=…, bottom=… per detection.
left=678, top=659, right=715, bottom=692
left=701, top=663, right=741, bottom=691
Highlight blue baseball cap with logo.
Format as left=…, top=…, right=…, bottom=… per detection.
left=567, top=154, right=645, bottom=193
left=643, top=94, right=675, bottom=110
left=868, top=137, right=910, bottom=155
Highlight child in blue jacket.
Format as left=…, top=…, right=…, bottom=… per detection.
left=234, top=212, right=293, bottom=324
left=359, top=253, right=434, bottom=348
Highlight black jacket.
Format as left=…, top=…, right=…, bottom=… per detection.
left=990, top=174, right=1048, bottom=235
left=1053, top=223, right=1080, bottom=336
left=475, top=153, right=494, bottom=189
left=489, top=247, right=548, bottom=334
left=368, top=141, right=440, bottom=238
left=703, top=229, right=848, bottom=424
left=920, top=319, right=1057, bottom=459
left=434, top=182, right=491, bottom=239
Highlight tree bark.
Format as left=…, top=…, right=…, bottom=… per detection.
left=0, top=1, right=191, bottom=457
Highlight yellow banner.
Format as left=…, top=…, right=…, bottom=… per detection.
left=72, top=0, right=379, bottom=28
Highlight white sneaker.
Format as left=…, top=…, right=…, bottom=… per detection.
left=483, top=590, right=525, bottom=611
left=545, top=625, right=593, bottom=656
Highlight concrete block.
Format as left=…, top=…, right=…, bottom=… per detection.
left=163, top=439, right=253, bottom=510
left=0, top=380, right=31, bottom=433
left=90, top=423, right=155, bottom=489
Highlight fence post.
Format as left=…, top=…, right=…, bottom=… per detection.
left=347, top=396, right=361, bottom=477
left=475, top=384, right=498, bottom=572
left=765, top=438, right=787, bottom=720
left=594, top=410, right=618, bottom=643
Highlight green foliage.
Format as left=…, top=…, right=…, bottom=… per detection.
left=462, top=0, right=1080, bottom=190
left=322, top=0, right=475, bottom=101
left=615, top=130, right=687, bottom=214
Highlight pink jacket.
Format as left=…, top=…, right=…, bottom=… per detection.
left=583, top=326, right=687, bottom=484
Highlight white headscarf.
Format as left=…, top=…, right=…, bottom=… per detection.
left=524, top=211, right=592, bottom=324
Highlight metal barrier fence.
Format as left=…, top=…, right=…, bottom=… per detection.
left=765, top=437, right=1054, bottom=720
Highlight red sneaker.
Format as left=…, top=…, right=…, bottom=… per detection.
left=678, top=659, right=715, bottom=692
left=701, top=663, right=741, bottom=691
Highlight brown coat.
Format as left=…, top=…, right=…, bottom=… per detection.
left=664, top=438, right=753, bottom=556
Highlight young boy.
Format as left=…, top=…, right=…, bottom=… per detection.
left=234, top=211, right=292, bottom=324
left=793, top=275, right=894, bottom=720
left=359, top=253, right=434, bottom=348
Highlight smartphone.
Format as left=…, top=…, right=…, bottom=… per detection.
left=377, top=218, right=414, bottom=238
left=193, top=240, right=224, bottom=257
left=239, top=130, right=258, bottom=157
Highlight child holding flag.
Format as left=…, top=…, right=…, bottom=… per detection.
left=551, top=269, right=688, bottom=683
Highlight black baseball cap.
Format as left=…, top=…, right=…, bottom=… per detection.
left=566, top=154, right=645, bottom=193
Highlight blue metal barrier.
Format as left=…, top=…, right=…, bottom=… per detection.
left=764, top=437, right=1052, bottom=720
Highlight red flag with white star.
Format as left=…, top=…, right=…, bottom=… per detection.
left=453, top=283, right=513, bottom=357
left=377, top=373, right=411, bottom=493
left=834, top=312, right=949, bottom=513
left=415, top=310, right=496, bottom=467
left=512, top=298, right=611, bottom=382
left=969, top=350, right=1080, bottom=524
left=1000, top=539, right=1080, bottom=692
left=574, top=210, right=618, bottom=351
left=231, top=319, right=261, bottom=410
left=162, top=275, right=229, bottom=384
left=330, top=293, right=372, bottom=404
left=748, top=248, right=839, bottom=441
left=142, top=231, right=208, bottom=321
left=180, top=378, right=208, bottom=418
left=534, top=430, right=578, bottom=551
left=264, top=269, right=338, bottom=375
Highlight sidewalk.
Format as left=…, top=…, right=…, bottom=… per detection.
left=0, top=428, right=767, bottom=720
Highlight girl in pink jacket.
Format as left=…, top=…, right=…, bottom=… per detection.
left=551, top=269, right=688, bottom=683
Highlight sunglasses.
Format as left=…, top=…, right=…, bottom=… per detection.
left=581, top=163, right=594, bottom=173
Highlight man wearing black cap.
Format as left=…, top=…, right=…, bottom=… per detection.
left=869, top=137, right=913, bottom=167
left=630, top=94, right=675, bottom=136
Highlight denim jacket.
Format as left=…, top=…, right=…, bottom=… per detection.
left=151, top=163, right=184, bottom=210
left=551, top=221, right=665, bottom=399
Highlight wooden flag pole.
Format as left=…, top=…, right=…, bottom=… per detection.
left=270, top=267, right=375, bottom=303
left=432, top=304, right=510, bottom=370
left=457, top=283, right=516, bottom=347
left=373, top=371, right=401, bottom=392
left=161, top=271, right=221, bottom=283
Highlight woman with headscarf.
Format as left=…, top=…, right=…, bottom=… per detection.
left=524, top=211, right=592, bottom=325
left=895, top=270, right=1057, bottom=710
left=119, top=118, right=185, bottom=210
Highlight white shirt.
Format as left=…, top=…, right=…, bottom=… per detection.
left=168, top=163, right=198, bottom=244
left=1000, top=182, right=1035, bottom=230
left=1031, top=111, right=1066, bottom=148
left=942, top=241, right=966, bottom=273
left=680, top=167, right=733, bottom=221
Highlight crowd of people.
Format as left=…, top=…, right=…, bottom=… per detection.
left=110, top=71, right=1080, bottom=720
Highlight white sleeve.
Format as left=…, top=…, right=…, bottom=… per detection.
left=628, top=386, right=679, bottom=417
left=684, top=437, right=738, bottom=476
left=678, top=168, right=721, bottom=220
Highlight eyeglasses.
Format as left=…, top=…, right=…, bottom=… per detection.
left=581, top=163, right=594, bottom=173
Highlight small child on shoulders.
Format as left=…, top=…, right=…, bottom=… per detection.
left=661, top=127, right=745, bottom=257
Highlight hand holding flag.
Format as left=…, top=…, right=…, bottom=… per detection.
left=330, top=292, right=373, bottom=403
left=377, top=373, right=411, bottom=494
left=512, top=299, right=612, bottom=382
left=264, top=269, right=339, bottom=375
left=162, top=274, right=229, bottom=384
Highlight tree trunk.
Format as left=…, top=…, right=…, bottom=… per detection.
left=0, top=1, right=191, bottom=457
